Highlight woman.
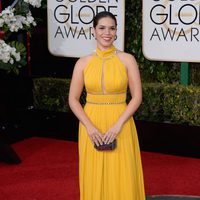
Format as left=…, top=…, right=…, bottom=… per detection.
left=69, top=11, right=145, bottom=200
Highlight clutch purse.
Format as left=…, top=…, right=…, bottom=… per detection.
left=94, top=139, right=117, bottom=151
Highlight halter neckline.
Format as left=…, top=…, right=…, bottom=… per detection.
left=95, top=45, right=116, bottom=59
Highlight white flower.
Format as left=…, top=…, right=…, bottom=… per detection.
left=0, top=1, right=41, bottom=73
left=0, top=39, right=21, bottom=65
left=25, top=11, right=37, bottom=26
left=9, top=58, right=14, bottom=64
left=1, top=6, right=14, bottom=16
left=0, top=6, right=37, bottom=32
left=0, top=19, right=4, bottom=27
left=24, top=0, right=42, bottom=8
left=15, top=52, right=21, bottom=62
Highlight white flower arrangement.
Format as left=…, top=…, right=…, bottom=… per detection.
left=0, top=0, right=43, bottom=73
left=24, top=0, right=42, bottom=8
left=0, top=6, right=37, bottom=32
left=0, top=39, right=20, bottom=64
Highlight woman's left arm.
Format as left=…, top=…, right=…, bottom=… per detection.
left=103, top=54, right=142, bottom=144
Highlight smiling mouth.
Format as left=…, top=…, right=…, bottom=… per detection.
left=102, top=37, right=112, bottom=41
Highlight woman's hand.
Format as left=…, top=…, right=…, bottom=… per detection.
left=103, top=122, right=123, bottom=144
left=86, top=125, right=104, bottom=147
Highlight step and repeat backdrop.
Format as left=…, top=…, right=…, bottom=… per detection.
left=47, top=0, right=125, bottom=58
left=143, top=0, right=200, bottom=62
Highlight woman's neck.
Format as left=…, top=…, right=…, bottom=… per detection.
left=96, top=44, right=113, bottom=52
left=95, top=45, right=116, bottom=58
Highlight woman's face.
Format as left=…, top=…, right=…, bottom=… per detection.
left=93, top=17, right=117, bottom=50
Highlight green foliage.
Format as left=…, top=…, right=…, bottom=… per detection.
left=32, top=78, right=200, bottom=126
left=41, top=0, right=47, bottom=9
left=134, top=83, right=165, bottom=121
left=33, top=78, right=71, bottom=112
left=163, top=85, right=200, bottom=126
left=15, top=0, right=30, bottom=15
left=134, top=83, right=200, bottom=126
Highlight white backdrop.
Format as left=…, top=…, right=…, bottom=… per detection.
left=143, top=0, right=200, bottom=62
left=47, top=0, right=125, bottom=58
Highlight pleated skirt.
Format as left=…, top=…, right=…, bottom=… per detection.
left=78, top=100, right=145, bottom=200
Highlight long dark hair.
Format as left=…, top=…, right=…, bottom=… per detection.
left=93, top=11, right=117, bottom=28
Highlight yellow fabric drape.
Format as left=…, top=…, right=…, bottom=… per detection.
left=78, top=46, right=145, bottom=200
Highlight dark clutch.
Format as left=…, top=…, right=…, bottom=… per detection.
left=94, top=139, right=117, bottom=151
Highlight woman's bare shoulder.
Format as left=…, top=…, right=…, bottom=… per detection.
left=116, top=50, right=137, bottom=69
left=74, top=54, right=94, bottom=71
left=117, top=50, right=136, bottom=60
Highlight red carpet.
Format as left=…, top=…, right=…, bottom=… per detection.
left=0, top=137, right=200, bottom=200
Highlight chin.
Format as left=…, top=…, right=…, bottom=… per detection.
left=101, top=42, right=113, bottom=48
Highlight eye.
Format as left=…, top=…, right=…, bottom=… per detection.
left=111, top=27, right=116, bottom=30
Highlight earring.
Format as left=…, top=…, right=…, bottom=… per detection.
left=115, top=35, right=117, bottom=40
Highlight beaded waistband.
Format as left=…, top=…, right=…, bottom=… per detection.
left=86, top=92, right=126, bottom=105
left=86, top=101, right=126, bottom=105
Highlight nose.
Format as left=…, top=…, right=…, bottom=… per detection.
left=104, top=27, right=110, bottom=34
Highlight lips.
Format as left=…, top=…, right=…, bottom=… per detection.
left=102, top=37, right=112, bottom=41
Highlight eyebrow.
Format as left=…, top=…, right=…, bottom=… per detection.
left=98, top=25, right=116, bottom=28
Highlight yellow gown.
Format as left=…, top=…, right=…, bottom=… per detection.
left=78, top=45, right=145, bottom=200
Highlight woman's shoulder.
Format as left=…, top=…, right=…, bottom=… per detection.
left=116, top=50, right=136, bottom=60
left=116, top=50, right=137, bottom=68
left=75, top=53, right=94, bottom=70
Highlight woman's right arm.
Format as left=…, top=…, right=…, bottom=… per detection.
left=68, top=58, right=103, bottom=146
